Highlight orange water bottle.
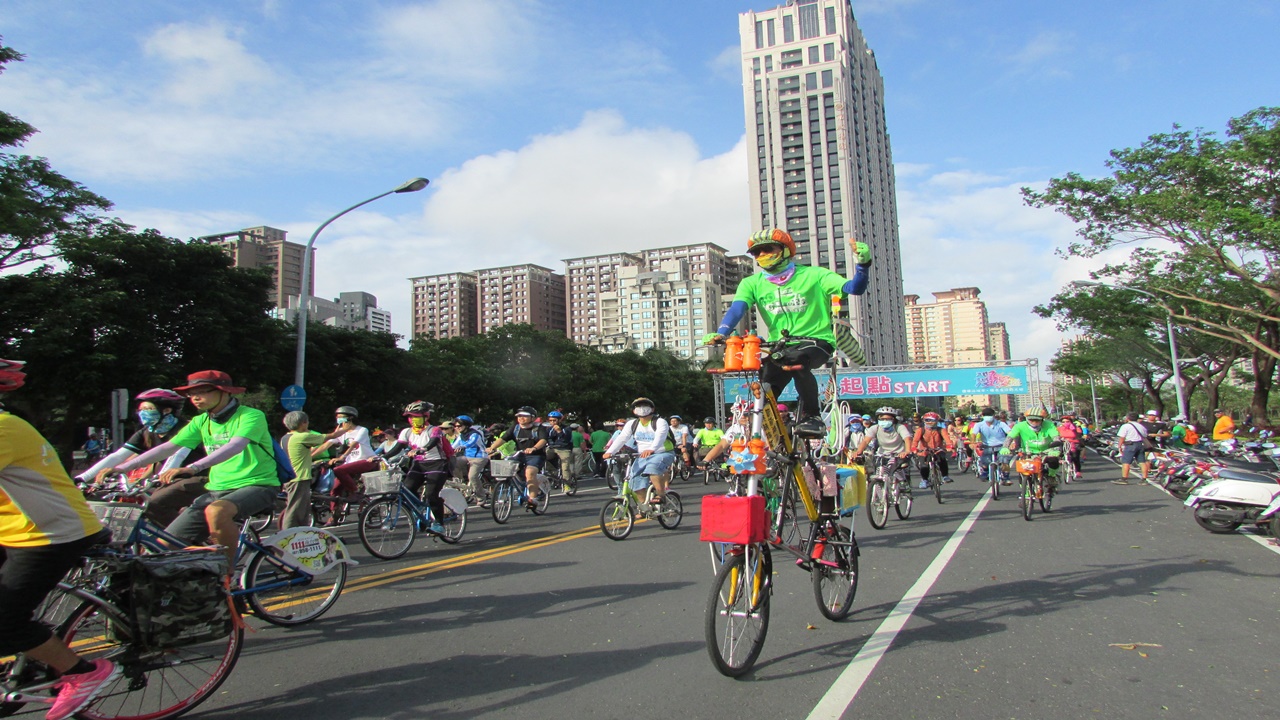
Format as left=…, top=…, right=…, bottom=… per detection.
left=742, top=333, right=762, bottom=371
left=748, top=434, right=767, bottom=473
left=724, top=334, right=744, bottom=371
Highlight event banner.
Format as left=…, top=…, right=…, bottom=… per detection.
left=721, top=365, right=1030, bottom=402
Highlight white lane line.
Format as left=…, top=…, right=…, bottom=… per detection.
left=807, top=492, right=992, bottom=720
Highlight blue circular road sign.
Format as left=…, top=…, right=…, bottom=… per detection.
left=280, top=384, right=307, bottom=411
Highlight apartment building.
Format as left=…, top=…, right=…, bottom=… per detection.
left=564, top=252, right=644, bottom=344
left=207, top=225, right=312, bottom=311
left=409, top=272, right=479, bottom=340
left=475, top=264, right=567, bottom=335
left=594, top=260, right=720, bottom=357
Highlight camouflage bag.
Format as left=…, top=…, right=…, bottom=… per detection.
left=114, top=550, right=233, bottom=649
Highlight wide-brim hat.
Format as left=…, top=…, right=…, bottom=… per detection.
left=174, top=370, right=246, bottom=395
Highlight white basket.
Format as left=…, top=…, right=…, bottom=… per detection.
left=89, top=501, right=146, bottom=544
left=361, top=470, right=401, bottom=495
left=489, top=459, right=519, bottom=478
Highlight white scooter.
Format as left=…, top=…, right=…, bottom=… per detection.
left=1184, top=452, right=1280, bottom=534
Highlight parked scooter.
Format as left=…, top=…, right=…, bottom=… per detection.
left=1184, top=455, right=1280, bottom=534
left=1259, top=495, right=1280, bottom=538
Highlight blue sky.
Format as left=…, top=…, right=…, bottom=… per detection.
left=2, top=0, right=1278, bottom=368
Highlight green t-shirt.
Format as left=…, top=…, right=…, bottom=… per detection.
left=1169, top=424, right=1189, bottom=448
left=590, top=430, right=612, bottom=453
left=171, top=404, right=278, bottom=491
left=285, top=431, right=326, bottom=482
left=695, top=427, right=726, bottom=447
left=1006, top=421, right=1060, bottom=454
left=732, top=265, right=849, bottom=343
left=571, top=430, right=586, bottom=450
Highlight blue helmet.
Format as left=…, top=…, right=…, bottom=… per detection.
left=455, top=415, right=474, bottom=426
left=547, top=410, right=563, bottom=419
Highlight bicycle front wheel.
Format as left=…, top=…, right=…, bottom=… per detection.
left=244, top=549, right=347, bottom=625
left=866, top=479, right=889, bottom=529
left=811, top=524, right=859, bottom=621
left=1039, top=475, right=1055, bottom=513
left=1021, top=477, right=1034, bottom=521
left=599, top=498, right=634, bottom=540
left=65, top=599, right=243, bottom=720
left=704, top=550, right=770, bottom=678
left=359, top=496, right=418, bottom=559
left=492, top=482, right=514, bottom=523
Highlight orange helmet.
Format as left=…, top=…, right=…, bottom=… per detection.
left=746, top=229, right=797, bottom=257
left=922, top=412, right=941, bottom=422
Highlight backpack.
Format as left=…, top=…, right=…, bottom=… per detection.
left=432, top=426, right=456, bottom=463
left=1183, top=425, right=1200, bottom=445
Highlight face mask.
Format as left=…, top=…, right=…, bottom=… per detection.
left=983, top=415, right=994, bottom=423
left=634, top=406, right=653, bottom=417
left=1029, top=420, right=1043, bottom=429
left=878, top=419, right=894, bottom=430
left=753, top=249, right=789, bottom=272
left=137, top=409, right=162, bottom=426
left=925, top=422, right=937, bottom=428
left=409, top=417, right=426, bottom=430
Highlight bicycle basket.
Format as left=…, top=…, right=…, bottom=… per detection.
left=110, top=549, right=232, bottom=649
left=89, top=501, right=146, bottom=545
left=699, top=495, right=767, bottom=544
left=489, top=459, right=519, bottom=478
left=361, top=470, right=400, bottom=495
left=1014, top=456, right=1043, bottom=475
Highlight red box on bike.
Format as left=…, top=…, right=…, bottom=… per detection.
left=699, top=495, right=767, bottom=544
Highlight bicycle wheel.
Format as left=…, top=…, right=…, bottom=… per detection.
left=989, top=464, right=1000, bottom=501
left=563, top=473, right=579, bottom=496
left=248, top=506, right=274, bottom=533
left=436, top=487, right=468, bottom=544
left=63, top=598, right=243, bottom=720
left=894, top=479, right=913, bottom=520
left=866, top=479, right=889, bottom=529
left=704, top=550, right=770, bottom=678
left=931, top=460, right=943, bottom=503
left=675, top=458, right=692, bottom=483
left=1021, top=477, right=1034, bottom=521
left=811, top=524, right=859, bottom=621
left=599, top=498, right=634, bottom=540
left=491, top=482, right=513, bottom=523
left=358, top=496, right=418, bottom=560
left=657, top=491, right=683, bottom=529
left=531, top=477, right=551, bottom=515
left=244, top=549, right=347, bottom=626
left=1039, top=476, right=1055, bottom=513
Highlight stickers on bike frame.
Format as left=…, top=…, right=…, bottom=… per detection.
left=262, top=527, right=359, bottom=576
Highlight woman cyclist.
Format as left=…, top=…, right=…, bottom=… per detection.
left=911, top=411, right=954, bottom=488
left=377, top=401, right=452, bottom=534
left=703, top=228, right=872, bottom=437
left=603, top=397, right=675, bottom=503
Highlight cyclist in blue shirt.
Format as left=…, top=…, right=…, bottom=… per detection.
left=451, top=415, right=489, bottom=506
left=970, top=407, right=1012, bottom=485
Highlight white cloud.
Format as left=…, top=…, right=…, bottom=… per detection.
left=710, top=44, right=743, bottom=83
left=1006, top=30, right=1074, bottom=78
left=373, top=0, right=539, bottom=85
left=142, top=21, right=274, bottom=105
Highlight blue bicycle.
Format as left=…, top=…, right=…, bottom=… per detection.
left=357, top=469, right=468, bottom=560
left=488, top=457, right=550, bottom=523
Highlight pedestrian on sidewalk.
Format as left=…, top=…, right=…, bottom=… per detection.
left=1113, top=412, right=1148, bottom=485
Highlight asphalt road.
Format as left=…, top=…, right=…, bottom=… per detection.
left=178, top=452, right=1277, bottom=720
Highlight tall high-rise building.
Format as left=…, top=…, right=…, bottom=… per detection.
left=564, top=252, right=644, bottom=344
left=739, top=0, right=908, bottom=365
left=904, top=288, right=990, bottom=365
left=987, top=321, right=1014, bottom=412
left=475, top=264, right=567, bottom=335
left=338, top=291, right=392, bottom=334
left=206, top=226, right=312, bottom=311
left=409, top=272, right=478, bottom=340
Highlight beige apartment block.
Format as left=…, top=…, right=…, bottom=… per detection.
left=905, top=288, right=990, bottom=364
left=410, top=272, right=478, bottom=340
left=593, top=260, right=721, bottom=357
left=476, top=264, right=566, bottom=335
left=564, top=252, right=644, bottom=344
left=207, top=225, right=312, bottom=311
left=739, top=0, right=909, bottom=365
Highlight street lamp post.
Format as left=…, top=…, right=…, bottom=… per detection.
left=294, top=178, right=429, bottom=389
left=1088, top=375, right=1101, bottom=423
left=1074, top=281, right=1189, bottom=420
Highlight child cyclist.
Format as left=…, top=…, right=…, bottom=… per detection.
left=703, top=229, right=871, bottom=438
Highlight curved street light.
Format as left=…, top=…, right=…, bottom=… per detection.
left=1073, top=280, right=1189, bottom=420
left=294, top=178, right=430, bottom=389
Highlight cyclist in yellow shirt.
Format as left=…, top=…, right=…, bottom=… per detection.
left=0, top=359, right=121, bottom=720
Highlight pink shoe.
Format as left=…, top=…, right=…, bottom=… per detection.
left=48, top=660, right=121, bottom=720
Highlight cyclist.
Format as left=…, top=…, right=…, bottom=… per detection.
left=545, top=411, right=577, bottom=492
left=1, top=359, right=121, bottom=720
left=844, top=415, right=867, bottom=464
left=82, top=388, right=209, bottom=527
left=1002, top=405, right=1064, bottom=507
left=329, top=406, right=378, bottom=513
left=375, top=401, right=453, bottom=533
left=700, top=413, right=752, bottom=468
left=603, top=397, right=675, bottom=502
left=852, top=407, right=913, bottom=491
left=971, top=407, right=1012, bottom=486
left=703, top=228, right=872, bottom=438
left=451, top=415, right=490, bottom=506
left=1057, top=413, right=1085, bottom=481
left=485, top=407, right=549, bottom=508
left=911, top=411, right=953, bottom=488
left=668, top=415, right=695, bottom=471
left=110, top=370, right=280, bottom=566
left=694, top=417, right=725, bottom=467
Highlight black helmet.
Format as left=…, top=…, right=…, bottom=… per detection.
left=403, top=400, right=434, bottom=416
left=516, top=406, right=537, bottom=417
left=335, top=405, right=359, bottom=418
left=631, top=397, right=655, bottom=409
left=703, top=417, right=716, bottom=424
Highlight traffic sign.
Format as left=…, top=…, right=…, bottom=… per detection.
left=281, top=384, right=307, bottom=411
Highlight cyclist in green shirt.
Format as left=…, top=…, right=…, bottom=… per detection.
left=694, top=417, right=726, bottom=466
left=1002, top=406, right=1064, bottom=499
left=703, top=228, right=871, bottom=438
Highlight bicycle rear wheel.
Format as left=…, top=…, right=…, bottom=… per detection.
left=866, top=479, right=889, bottom=529
left=657, top=491, right=683, bottom=529
left=811, top=523, right=859, bottom=621
left=599, top=498, right=634, bottom=540
left=244, top=549, right=347, bottom=626
left=705, top=549, right=770, bottom=678
left=359, top=496, right=418, bottom=559
left=931, top=459, right=943, bottom=503
left=64, top=598, right=243, bottom=720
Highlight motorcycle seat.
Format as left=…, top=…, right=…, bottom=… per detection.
left=1215, top=468, right=1280, bottom=484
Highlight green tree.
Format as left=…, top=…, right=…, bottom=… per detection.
left=1025, top=106, right=1280, bottom=421
left=0, top=40, right=111, bottom=270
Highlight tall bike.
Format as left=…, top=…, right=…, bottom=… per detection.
left=703, top=350, right=860, bottom=678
